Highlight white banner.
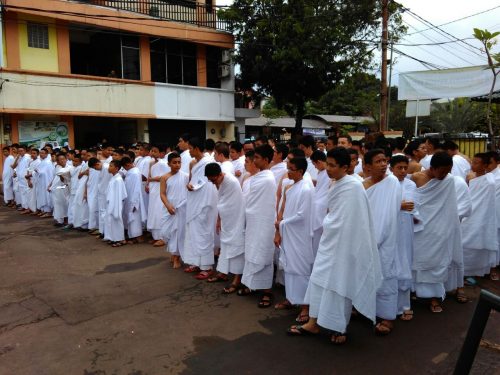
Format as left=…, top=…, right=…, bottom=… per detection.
left=406, top=100, right=431, bottom=117
left=398, top=65, right=500, bottom=101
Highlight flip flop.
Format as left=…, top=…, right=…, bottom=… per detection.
left=207, top=273, right=229, bottom=283
left=258, top=292, right=274, bottom=308
left=286, top=325, right=318, bottom=336
left=222, top=283, right=241, bottom=294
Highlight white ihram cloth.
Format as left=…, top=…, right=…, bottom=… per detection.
left=135, top=155, right=151, bottom=213
left=73, top=164, right=89, bottom=229
left=87, top=168, right=100, bottom=230
left=231, top=157, right=245, bottom=184
left=98, top=163, right=112, bottom=235
left=124, top=167, right=147, bottom=238
left=161, top=171, right=189, bottom=257
left=183, top=156, right=218, bottom=269
left=34, top=157, right=53, bottom=212
left=396, top=178, right=416, bottom=314
left=489, top=168, right=500, bottom=265
left=413, top=175, right=460, bottom=299
left=67, top=165, right=82, bottom=225
left=2, top=154, right=15, bottom=203
left=312, top=169, right=330, bottom=257
left=52, top=165, right=70, bottom=224
left=420, top=154, right=432, bottom=170
left=26, top=158, right=41, bottom=212
left=180, top=150, right=192, bottom=175
left=366, top=175, right=401, bottom=320
left=270, top=161, right=287, bottom=185
left=104, top=174, right=127, bottom=242
left=354, top=157, right=363, bottom=174
left=16, top=154, right=31, bottom=209
left=451, top=155, right=470, bottom=180
left=147, top=160, right=171, bottom=239
left=462, top=174, right=498, bottom=276
left=444, top=177, right=471, bottom=291
left=242, top=170, right=277, bottom=290
left=305, top=175, right=382, bottom=333
left=216, top=173, right=246, bottom=275
left=220, top=160, right=235, bottom=175
left=279, top=179, right=314, bottom=305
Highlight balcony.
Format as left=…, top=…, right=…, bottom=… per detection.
left=80, top=0, right=230, bottom=32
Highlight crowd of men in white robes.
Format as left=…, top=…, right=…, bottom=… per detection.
left=2, top=133, right=499, bottom=345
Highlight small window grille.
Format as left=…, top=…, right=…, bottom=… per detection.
left=27, top=23, right=49, bottom=49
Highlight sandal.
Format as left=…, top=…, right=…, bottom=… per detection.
left=430, top=300, right=443, bottom=313
left=274, top=300, right=293, bottom=310
left=237, top=287, right=254, bottom=296
left=184, top=265, right=200, bottom=273
left=400, top=310, right=414, bottom=321
left=296, top=313, right=310, bottom=324
left=375, top=320, right=393, bottom=336
left=286, top=325, right=318, bottom=336
left=455, top=291, right=468, bottom=304
left=111, top=242, right=123, bottom=247
left=222, top=283, right=241, bottom=294
left=331, top=331, right=348, bottom=345
left=489, top=270, right=499, bottom=281
left=258, top=292, right=274, bottom=308
left=195, top=270, right=214, bottom=280
left=207, top=273, right=229, bottom=283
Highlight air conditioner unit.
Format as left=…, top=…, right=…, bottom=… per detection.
left=221, top=50, right=231, bottom=63
left=218, top=64, right=230, bottom=78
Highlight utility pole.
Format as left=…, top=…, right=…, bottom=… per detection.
left=380, top=0, right=389, bottom=132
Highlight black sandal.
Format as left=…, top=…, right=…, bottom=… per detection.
left=258, top=292, right=274, bottom=308
left=237, top=286, right=254, bottom=296
left=286, top=325, right=318, bottom=336
left=331, top=331, right=347, bottom=345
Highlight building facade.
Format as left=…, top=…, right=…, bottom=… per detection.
left=0, top=0, right=235, bottom=153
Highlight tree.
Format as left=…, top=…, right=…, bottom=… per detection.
left=421, top=99, right=486, bottom=134
left=220, top=0, right=405, bottom=135
left=473, top=28, right=500, bottom=136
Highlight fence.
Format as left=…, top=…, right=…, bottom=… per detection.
left=419, top=134, right=498, bottom=159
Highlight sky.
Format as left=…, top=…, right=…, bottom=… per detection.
left=216, top=0, right=500, bottom=85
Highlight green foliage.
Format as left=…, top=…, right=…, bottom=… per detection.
left=220, top=0, right=406, bottom=132
left=420, top=99, right=486, bottom=133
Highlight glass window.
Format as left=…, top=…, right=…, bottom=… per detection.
left=27, top=23, right=49, bottom=49
left=121, top=35, right=140, bottom=80
left=206, top=46, right=221, bottom=88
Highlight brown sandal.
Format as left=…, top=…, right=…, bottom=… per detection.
left=375, top=320, right=393, bottom=336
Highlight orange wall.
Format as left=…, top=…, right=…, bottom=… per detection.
left=4, top=13, right=20, bottom=69
left=56, top=20, right=71, bottom=74
left=197, top=45, right=207, bottom=87
left=140, top=36, right=151, bottom=82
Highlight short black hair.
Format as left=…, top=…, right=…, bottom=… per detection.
left=31, top=148, right=39, bottom=154
left=299, top=135, right=316, bottom=149
left=229, top=141, right=243, bottom=153
left=474, top=152, right=491, bottom=165
left=275, top=143, right=289, bottom=161
left=256, top=135, right=268, bottom=144
left=288, top=157, right=308, bottom=175
left=126, top=151, right=136, bottom=160
left=404, top=140, right=421, bottom=157
left=215, top=142, right=229, bottom=158
left=430, top=151, right=453, bottom=168
left=425, top=137, right=442, bottom=149
left=347, top=148, right=359, bottom=157
left=338, top=134, right=353, bottom=143
left=394, top=137, right=407, bottom=151
left=180, top=133, right=190, bottom=142
left=205, top=138, right=216, bottom=151
left=245, top=150, right=255, bottom=160
left=88, top=157, right=100, bottom=168
left=485, top=151, right=500, bottom=163
left=289, top=148, right=306, bottom=158
left=310, top=149, right=326, bottom=162
left=442, top=140, right=459, bottom=151
left=110, top=159, right=121, bottom=169
left=327, top=136, right=338, bottom=146
left=364, top=149, right=385, bottom=165
left=254, top=144, right=274, bottom=163
left=205, top=162, right=222, bottom=177
left=72, top=153, right=82, bottom=160
left=390, top=154, right=409, bottom=167
left=168, top=151, right=180, bottom=162
left=327, top=147, right=350, bottom=168
left=188, top=137, right=204, bottom=152
left=121, top=156, right=132, bottom=166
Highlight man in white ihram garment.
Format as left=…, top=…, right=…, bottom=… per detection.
left=411, top=152, right=461, bottom=314
left=485, top=151, right=500, bottom=280
left=239, top=144, right=277, bottom=308
left=105, top=160, right=128, bottom=247
left=34, top=148, right=54, bottom=217
left=147, top=146, right=170, bottom=247
left=51, top=153, right=71, bottom=226
left=310, top=150, right=329, bottom=257
left=178, top=134, right=193, bottom=175
left=2, top=146, right=15, bottom=206
left=274, top=156, right=314, bottom=324
left=121, top=156, right=147, bottom=244
left=182, top=138, right=218, bottom=280
left=287, top=147, right=382, bottom=345
left=160, top=152, right=189, bottom=269
left=205, top=162, right=246, bottom=293
left=73, top=155, right=90, bottom=230
left=25, top=148, right=41, bottom=215
left=363, top=149, right=401, bottom=336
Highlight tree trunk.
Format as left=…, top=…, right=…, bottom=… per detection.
left=294, top=98, right=305, bottom=138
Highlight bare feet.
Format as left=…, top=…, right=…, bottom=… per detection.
left=375, top=320, right=393, bottom=335
left=430, top=299, right=443, bottom=313
left=400, top=310, right=414, bottom=321
left=153, top=240, right=165, bottom=247
left=172, top=255, right=181, bottom=269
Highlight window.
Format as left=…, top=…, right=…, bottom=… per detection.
left=27, top=23, right=49, bottom=49
left=121, top=36, right=140, bottom=80
left=149, top=38, right=197, bottom=86
left=206, top=46, right=221, bottom=88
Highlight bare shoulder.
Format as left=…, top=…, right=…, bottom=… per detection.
left=408, top=161, right=422, bottom=174
left=411, top=171, right=428, bottom=188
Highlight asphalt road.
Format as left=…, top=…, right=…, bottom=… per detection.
left=0, top=205, right=498, bottom=375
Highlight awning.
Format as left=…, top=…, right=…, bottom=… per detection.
left=245, top=116, right=330, bottom=129
left=304, top=114, right=375, bottom=124
left=398, top=65, right=500, bottom=101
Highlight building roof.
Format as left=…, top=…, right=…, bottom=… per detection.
left=245, top=117, right=330, bottom=129
left=470, top=90, right=500, bottom=103
left=304, top=114, right=375, bottom=124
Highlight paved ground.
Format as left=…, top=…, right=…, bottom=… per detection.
left=0, top=204, right=498, bottom=375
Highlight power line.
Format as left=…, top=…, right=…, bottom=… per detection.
left=392, top=48, right=448, bottom=70
left=406, top=4, right=500, bottom=36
